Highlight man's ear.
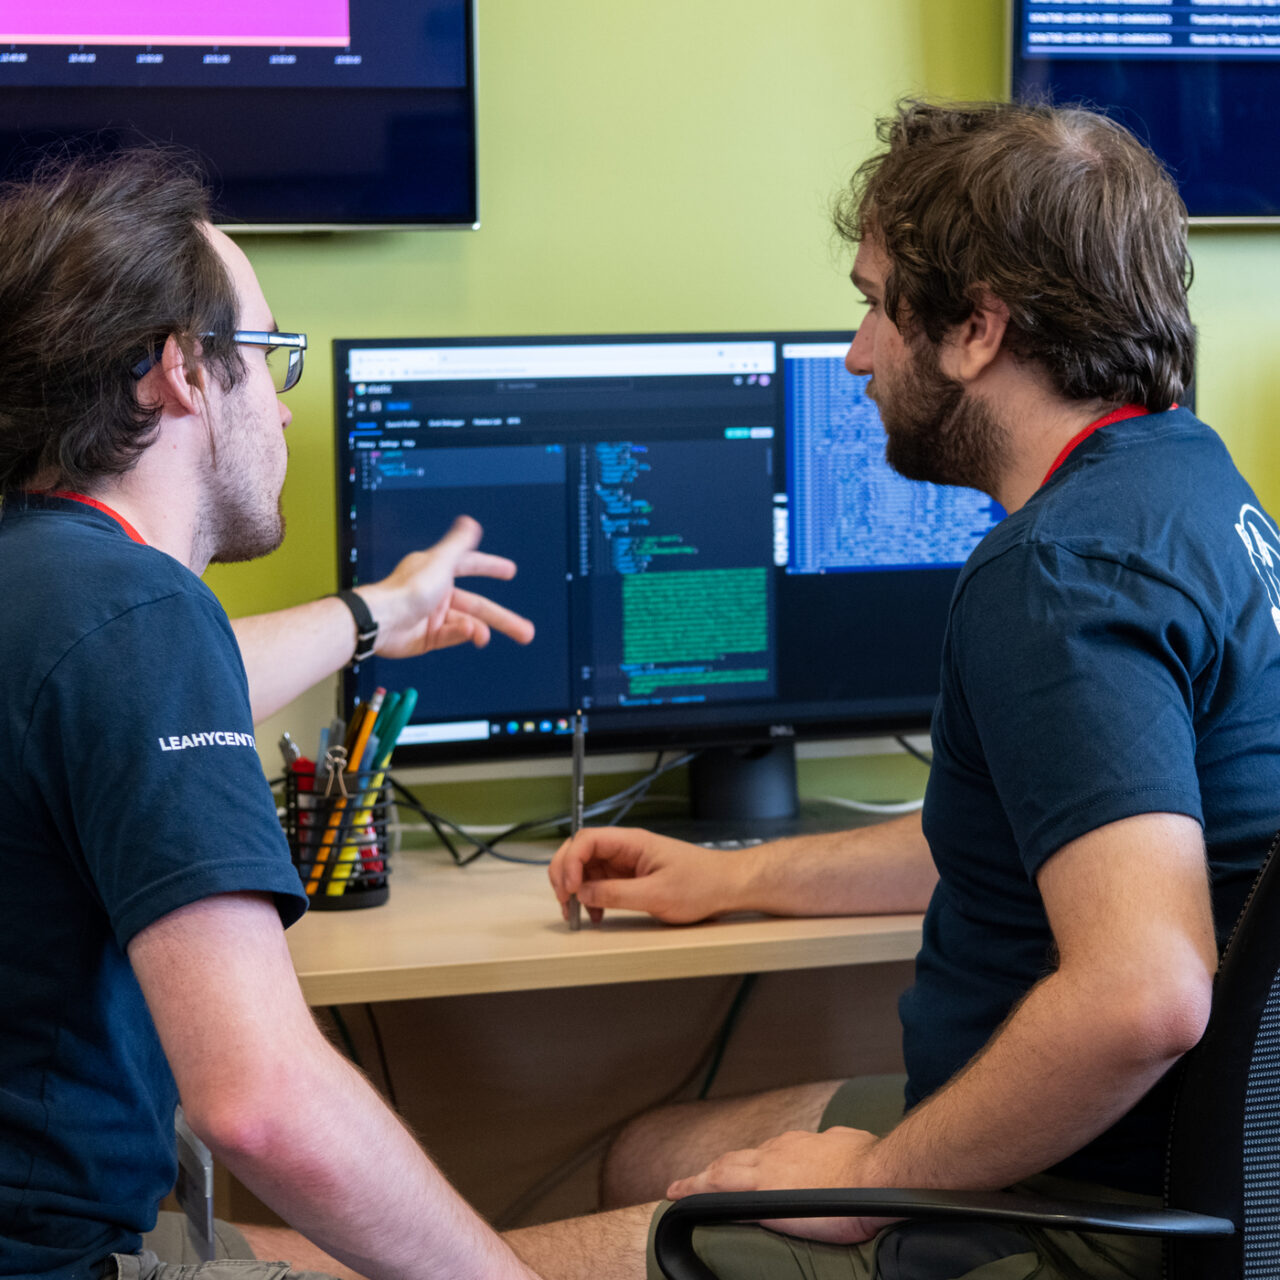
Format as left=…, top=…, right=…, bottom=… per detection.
left=145, top=334, right=205, bottom=416
left=941, top=289, right=1010, bottom=384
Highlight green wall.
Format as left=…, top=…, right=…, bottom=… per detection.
left=208, top=0, right=1280, bottom=796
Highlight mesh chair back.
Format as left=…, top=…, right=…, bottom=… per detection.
left=1165, top=831, right=1280, bottom=1278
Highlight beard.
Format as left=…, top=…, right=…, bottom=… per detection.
left=875, top=335, right=1009, bottom=497
left=204, top=490, right=286, bottom=565
left=197, top=398, right=288, bottom=566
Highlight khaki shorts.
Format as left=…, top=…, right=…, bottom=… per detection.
left=645, top=1075, right=1163, bottom=1280
left=105, top=1212, right=338, bottom=1280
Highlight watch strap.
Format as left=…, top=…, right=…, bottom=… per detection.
left=332, top=589, right=378, bottom=664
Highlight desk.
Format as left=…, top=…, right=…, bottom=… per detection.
left=206, top=847, right=925, bottom=1224
left=287, top=845, right=924, bottom=1006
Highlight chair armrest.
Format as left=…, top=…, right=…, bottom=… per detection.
left=652, top=1188, right=1235, bottom=1280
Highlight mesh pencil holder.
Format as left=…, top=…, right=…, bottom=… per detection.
left=284, top=763, right=392, bottom=909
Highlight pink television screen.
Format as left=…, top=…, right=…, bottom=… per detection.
left=0, top=0, right=477, bottom=229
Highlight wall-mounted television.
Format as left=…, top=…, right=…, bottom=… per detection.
left=1010, top=0, right=1280, bottom=223
left=334, top=331, right=1006, bottom=828
left=0, top=0, right=477, bottom=230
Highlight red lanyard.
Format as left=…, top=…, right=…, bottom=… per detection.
left=1040, top=404, right=1150, bottom=489
left=44, top=490, right=147, bottom=545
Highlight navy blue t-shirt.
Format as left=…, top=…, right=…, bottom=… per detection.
left=0, top=495, right=308, bottom=1279
left=902, top=408, right=1280, bottom=1193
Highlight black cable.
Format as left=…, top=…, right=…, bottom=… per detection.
left=490, top=972, right=756, bottom=1230
left=696, top=973, right=758, bottom=1100
left=599, top=750, right=690, bottom=828
left=480, top=749, right=698, bottom=848
left=386, top=750, right=700, bottom=867
left=895, top=733, right=933, bottom=767
left=325, top=1006, right=363, bottom=1069
left=364, top=1004, right=400, bottom=1112
left=388, top=778, right=501, bottom=865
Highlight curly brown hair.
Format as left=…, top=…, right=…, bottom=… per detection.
left=834, top=100, right=1196, bottom=412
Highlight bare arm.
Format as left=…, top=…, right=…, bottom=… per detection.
left=548, top=810, right=937, bottom=924
left=232, top=595, right=362, bottom=724
left=128, top=893, right=538, bottom=1280
left=670, top=812, right=1218, bottom=1242
left=232, top=516, right=535, bottom=724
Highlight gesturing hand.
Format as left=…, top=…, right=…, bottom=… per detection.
left=358, top=516, right=536, bottom=657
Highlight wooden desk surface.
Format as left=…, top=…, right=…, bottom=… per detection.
left=287, top=846, right=924, bottom=1005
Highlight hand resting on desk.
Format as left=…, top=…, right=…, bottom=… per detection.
left=549, top=827, right=755, bottom=925
left=549, top=812, right=937, bottom=925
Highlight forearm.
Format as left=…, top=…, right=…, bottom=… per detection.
left=866, top=965, right=1203, bottom=1191
left=201, top=1034, right=534, bottom=1280
left=133, top=895, right=536, bottom=1280
left=232, top=597, right=358, bottom=724
left=732, top=812, right=936, bottom=917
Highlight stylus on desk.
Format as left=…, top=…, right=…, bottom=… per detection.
left=568, top=710, right=585, bottom=931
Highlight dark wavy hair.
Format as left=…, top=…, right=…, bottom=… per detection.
left=833, top=100, right=1196, bottom=411
left=0, top=147, right=246, bottom=498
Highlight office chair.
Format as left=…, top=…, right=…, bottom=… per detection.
left=654, top=829, right=1280, bottom=1279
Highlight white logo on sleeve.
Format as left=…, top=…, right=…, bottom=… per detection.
left=1234, top=504, right=1280, bottom=637
left=157, top=731, right=258, bottom=752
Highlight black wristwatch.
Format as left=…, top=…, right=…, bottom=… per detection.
left=332, top=589, right=379, bottom=665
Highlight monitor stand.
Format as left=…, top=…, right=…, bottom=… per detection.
left=645, top=743, right=886, bottom=844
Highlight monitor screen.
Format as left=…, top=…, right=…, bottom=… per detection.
left=1010, top=0, right=1280, bottom=221
left=0, top=0, right=476, bottom=229
left=334, top=331, right=1006, bottom=813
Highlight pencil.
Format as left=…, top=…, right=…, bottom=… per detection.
left=568, top=709, right=584, bottom=931
left=309, top=689, right=384, bottom=894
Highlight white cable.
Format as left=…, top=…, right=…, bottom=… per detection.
left=810, top=793, right=924, bottom=815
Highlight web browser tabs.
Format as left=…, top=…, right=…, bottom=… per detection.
left=347, top=341, right=777, bottom=384
left=782, top=343, right=850, bottom=360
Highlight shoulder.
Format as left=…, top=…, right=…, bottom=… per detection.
left=2, top=515, right=244, bottom=742
left=955, top=409, right=1265, bottom=626
left=6, top=511, right=235, bottom=663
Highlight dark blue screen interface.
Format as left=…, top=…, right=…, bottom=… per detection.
left=1012, top=0, right=1280, bottom=217
left=335, top=333, right=1004, bottom=758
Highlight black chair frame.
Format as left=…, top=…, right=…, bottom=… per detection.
left=655, top=829, right=1280, bottom=1279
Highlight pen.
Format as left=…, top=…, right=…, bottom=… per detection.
left=373, top=687, right=417, bottom=771
left=309, top=690, right=384, bottom=894
left=370, top=690, right=400, bottom=759
left=345, top=689, right=385, bottom=775
left=329, top=689, right=386, bottom=892
left=568, top=709, right=584, bottom=931
left=339, top=687, right=418, bottom=890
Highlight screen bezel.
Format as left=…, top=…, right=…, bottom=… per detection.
left=1006, top=0, right=1280, bottom=227
left=333, top=330, right=952, bottom=770
left=0, top=0, right=478, bottom=232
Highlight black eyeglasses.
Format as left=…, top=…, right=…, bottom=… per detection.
left=131, top=330, right=308, bottom=394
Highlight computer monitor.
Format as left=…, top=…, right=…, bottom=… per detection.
left=0, top=0, right=476, bottom=230
left=1009, top=0, right=1280, bottom=222
left=334, top=332, right=1005, bottom=823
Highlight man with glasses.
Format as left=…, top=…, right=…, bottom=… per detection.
left=0, top=150, right=539, bottom=1279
